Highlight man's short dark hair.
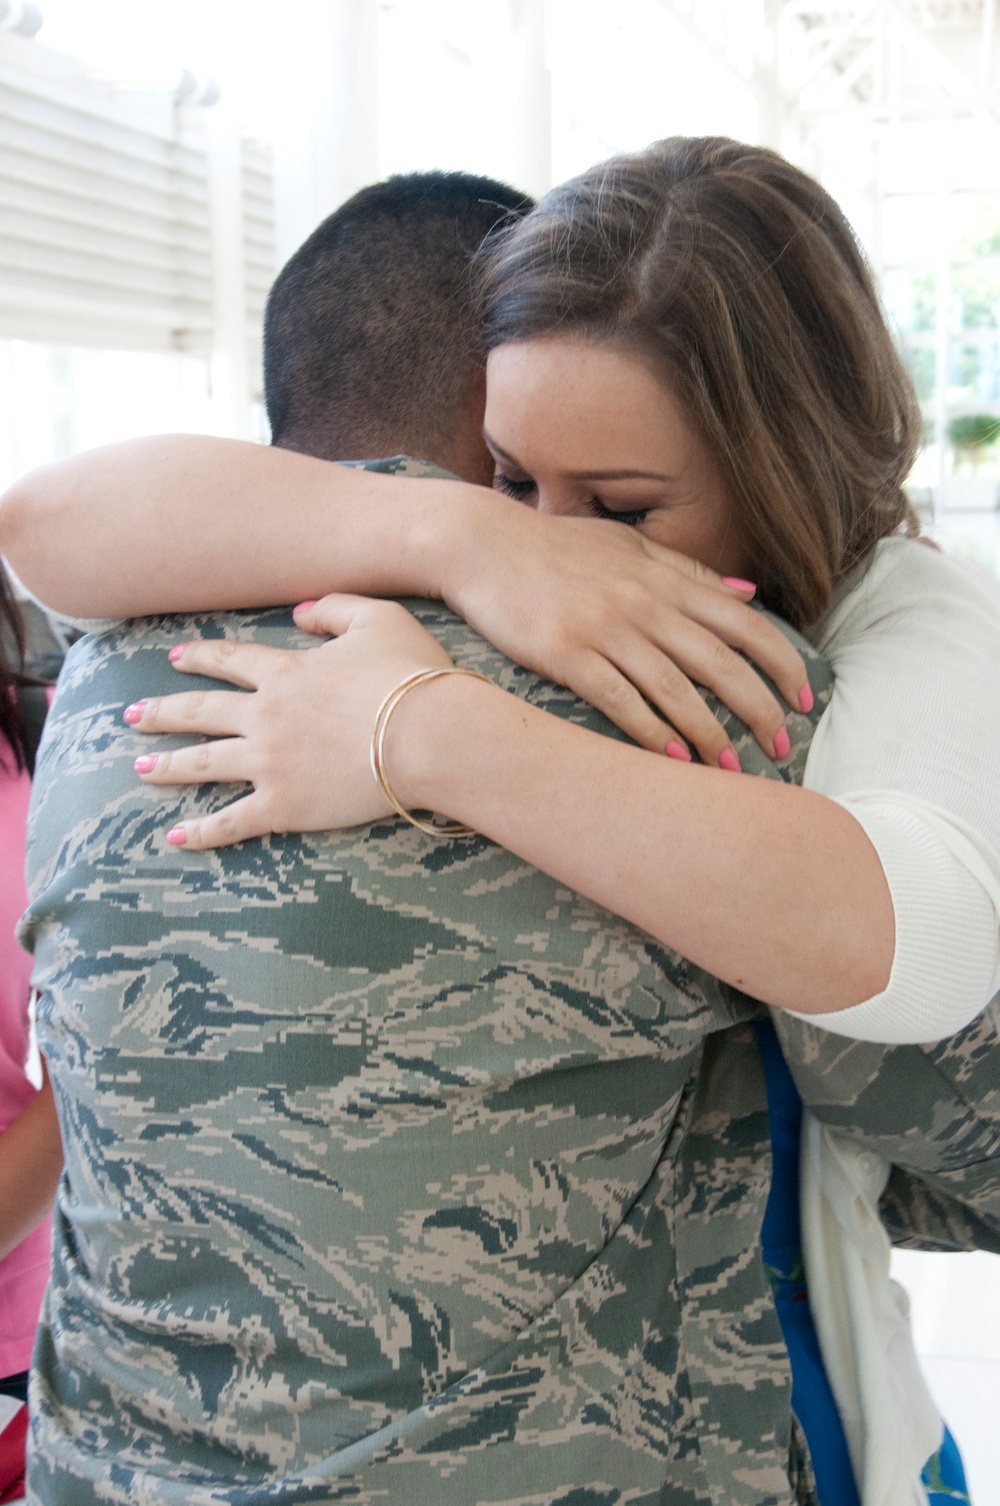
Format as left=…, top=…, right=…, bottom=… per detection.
left=264, top=171, right=533, bottom=463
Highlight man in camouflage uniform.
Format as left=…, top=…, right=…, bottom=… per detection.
left=23, top=583, right=830, bottom=1506
left=17, top=172, right=997, bottom=1506
left=19, top=171, right=827, bottom=1506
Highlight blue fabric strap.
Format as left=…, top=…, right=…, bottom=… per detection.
left=753, top=1019, right=973, bottom=1506
left=754, top=1018, right=861, bottom=1506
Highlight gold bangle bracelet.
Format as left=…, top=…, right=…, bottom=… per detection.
left=369, top=666, right=493, bottom=838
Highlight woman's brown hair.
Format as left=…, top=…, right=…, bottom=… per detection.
left=480, top=136, right=921, bottom=628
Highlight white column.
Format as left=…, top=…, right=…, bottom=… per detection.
left=933, top=195, right=953, bottom=495
left=757, top=0, right=790, bottom=152
left=206, top=104, right=253, bottom=440
left=982, top=0, right=997, bottom=99
left=271, top=0, right=380, bottom=267
left=506, top=0, right=552, bottom=200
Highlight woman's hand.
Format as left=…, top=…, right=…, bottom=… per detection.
left=128, top=591, right=891, bottom=1016
left=129, top=597, right=453, bottom=850
left=440, top=505, right=812, bottom=767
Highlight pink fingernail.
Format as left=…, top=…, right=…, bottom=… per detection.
left=293, top=600, right=318, bottom=615
left=134, top=754, right=158, bottom=774
left=719, top=748, right=742, bottom=773
left=798, top=682, right=814, bottom=714
left=665, top=740, right=692, bottom=762
left=123, top=701, right=147, bottom=725
left=773, top=727, right=791, bottom=760
left=168, top=643, right=188, bottom=663
left=166, top=826, right=187, bottom=846
left=722, top=577, right=756, bottom=594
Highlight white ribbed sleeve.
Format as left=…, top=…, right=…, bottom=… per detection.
left=787, top=537, right=1000, bottom=1044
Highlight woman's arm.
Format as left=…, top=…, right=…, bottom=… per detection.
left=0, top=1068, right=63, bottom=1262
left=0, top=436, right=809, bottom=765
left=0, top=438, right=456, bottom=617
left=127, top=596, right=893, bottom=1020
left=393, top=672, right=896, bottom=1016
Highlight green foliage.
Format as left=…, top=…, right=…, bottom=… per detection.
left=948, top=413, right=1000, bottom=451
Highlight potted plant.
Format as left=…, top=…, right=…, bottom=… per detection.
left=940, top=414, right=1000, bottom=510
left=948, top=414, right=1000, bottom=471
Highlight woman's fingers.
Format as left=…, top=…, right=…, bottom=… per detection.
left=560, top=601, right=797, bottom=765
left=668, top=586, right=810, bottom=713
left=164, top=795, right=270, bottom=852
left=165, top=636, right=289, bottom=689
left=126, top=689, right=247, bottom=739
left=566, top=651, right=690, bottom=758
left=134, top=739, right=250, bottom=788
left=612, top=642, right=746, bottom=767
left=636, top=611, right=789, bottom=760
left=585, top=634, right=744, bottom=767
left=562, top=521, right=809, bottom=714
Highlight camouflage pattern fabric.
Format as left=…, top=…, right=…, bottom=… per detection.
left=772, top=1004, right=1000, bottom=1255
left=881, top=1168, right=1000, bottom=1254
left=19, top=460, right=836, bottom=1506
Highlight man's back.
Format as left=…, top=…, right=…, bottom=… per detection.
left=21, top=515, right=831, bottom=1503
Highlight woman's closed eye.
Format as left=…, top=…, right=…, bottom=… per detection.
left=494, top=472, right=537, bottom=502
left=496, top=472, right=650, bottom=527
left=588, top=497, right=650, bottom=527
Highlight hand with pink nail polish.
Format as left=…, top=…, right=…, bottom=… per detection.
left=112, top=594, right=456, bottom=851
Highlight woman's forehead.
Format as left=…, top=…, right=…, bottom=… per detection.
left=484, top=338, right=698, bottom=471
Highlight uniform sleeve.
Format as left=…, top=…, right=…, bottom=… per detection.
left=51, top=612, right=124, bottom=635
left=787, top=539, right=1000, bottom=1044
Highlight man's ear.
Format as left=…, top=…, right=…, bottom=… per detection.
left=450, top=369, right=494, bottom=487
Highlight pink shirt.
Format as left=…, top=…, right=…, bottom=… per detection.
left=0, top=752, right=51, bottom=1377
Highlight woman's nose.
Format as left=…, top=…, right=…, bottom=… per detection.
left=533, top=490, right=572, bottom=517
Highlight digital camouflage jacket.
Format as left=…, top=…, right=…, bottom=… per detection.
left=19, top=458, right=997, bottom=1506
left=18, top=456, right=830, bottom=1506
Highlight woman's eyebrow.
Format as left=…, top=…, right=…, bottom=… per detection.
left=484, top=432, right=669, bottom=483
left=483, top=432, right=526, bottom=470
left=572, top=468, right=670, bottom=482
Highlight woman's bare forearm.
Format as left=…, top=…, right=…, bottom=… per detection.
left=393, top=676, right=895, bottom=1016
left=0, top=436, right=484, bottom=617
left=0, top=1072, right=63, bottom=1260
